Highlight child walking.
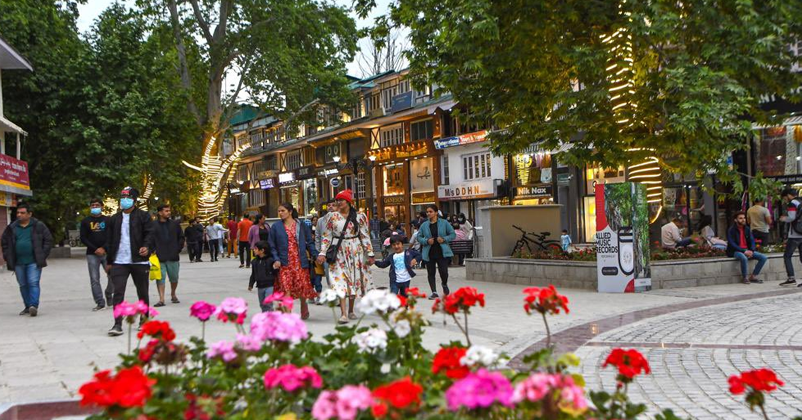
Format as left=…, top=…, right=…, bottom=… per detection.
left=561, top=229, right=572, bottom=252
left=374, top=236, right=421, bottom=296
left=248, top=241, right=278, bottom=312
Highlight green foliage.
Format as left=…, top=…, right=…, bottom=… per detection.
left=746, top=173, right=784, bottom=203
left=360, top=0, right=802, bottom=182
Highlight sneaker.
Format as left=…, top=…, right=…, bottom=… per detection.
left=92, top=305, right=105, bottom=312
left=779, top=278, right=797, bottom=287
left=742, top=278, right=751, bottom=285
left=239, top=264, right=244, bottom=268
left=108, top=325, right=124, bottom=336
left=443, top=286, right=450, bottom=296
left=29, top=307, right=38, bottom=317
left=428, top=292, right=439, bottom=300
left=315, top=298, right=323, bottom=306
left=19, top=308, right=29, bottom=316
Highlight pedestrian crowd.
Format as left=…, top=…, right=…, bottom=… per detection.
left=2, top=187, right=477, bottom=336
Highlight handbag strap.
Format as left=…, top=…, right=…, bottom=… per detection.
left=331, top=211, right=355, bottom=252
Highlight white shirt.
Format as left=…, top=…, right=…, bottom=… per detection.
left=393, top=253, right=411, bottom=283
left=660, top=222, right=682, bottom=248
left=206, top=223, right=226, bottom=240
left=114, top=212, right=148, bottom=265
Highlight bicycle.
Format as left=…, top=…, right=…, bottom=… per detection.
left=510, top=225, right=562, bottom=256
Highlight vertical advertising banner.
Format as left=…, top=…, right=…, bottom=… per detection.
left=595, top=182, right=651, bottom=293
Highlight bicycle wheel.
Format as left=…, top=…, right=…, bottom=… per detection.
left=511, top=240, right=525, bottom=257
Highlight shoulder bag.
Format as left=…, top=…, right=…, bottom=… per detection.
left=325, top=211, right=356, bottom=264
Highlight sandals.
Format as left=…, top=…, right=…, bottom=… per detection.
left=153, top=301, right=166, bottom=307
left=171, top=297, right=180, bottom=304
left=348, top=312, right=358, bottom=320
left=338, top=315, right=349, bottom=324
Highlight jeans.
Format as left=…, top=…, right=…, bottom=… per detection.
left=733, top=251, right=767, bottom=278
left=677, top=237, right=692, bottom=247
left=239, top=241, right=251, bottom=266
left=158, top=261, right=180, bottom=285
left=257, top=286, right=274, bottom=312
left=783, top=238, right=802, bottom=278
left=87, top=254, right=113, bottom=307
left=110, top=264, right=149, bottom=326
left=390, top=276, right=398, bottom=294
left=15, top=263, right=42, bottom=309
left=426, top=257, right=450, bottom=295
left=208, top=239, right=220, bottom=260
left=311, top=272, right=323, bottom=293
left=395, top=281, right=409, bottom=297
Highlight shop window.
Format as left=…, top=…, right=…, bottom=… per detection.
left=249, top=189, right=266, bottom=207
left=383, top=163, right=404, bottom=195
left=357, top=171, right=366, bottom=200
left=756, top=126, right=788, bottom=176
left=380, top=124, right=404, bottom=147
left=237, top=164, right=250, bottom=182
left=441, top=155, right=450, bottom=185
left=463, top=152, right=492, bottom=181
left=410, top=119, right=434, bottom=142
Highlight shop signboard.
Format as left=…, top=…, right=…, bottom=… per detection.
left=391, top=91, right=413, bottom=113
left=383, top=195, right=405, bottom=206
left=0, top=154, right=30, bottom=195
left=297, top=167, right=316, bottom=180
left=330, top=177, right=341, bottom=188
left=410, top=158, right=434, bottom=193
left=278, top=172, right=295, bottom=184
left=437, top=179, right=496, bottom=201
left=515, top=185, right=552, bottom=199
left=259, top=179, right=276, bottom=189
left=371, top=141, right=429, bottom=162
left=595, top=182, right=651, bottom=293
left=434, top=130, right=489, bottom=150
left=256, top=170, right=277, bottom=179
left=412, top=192, right=437, bottom=204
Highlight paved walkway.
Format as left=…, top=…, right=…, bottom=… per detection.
left=0, top=255, right=800, bottom=419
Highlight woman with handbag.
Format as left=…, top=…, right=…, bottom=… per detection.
left=269, top=203, right=318, bottom=319
left=316, top=189, right=375, bottom=324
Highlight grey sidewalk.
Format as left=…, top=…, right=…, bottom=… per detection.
left=0, top=256, right=796, bottom=413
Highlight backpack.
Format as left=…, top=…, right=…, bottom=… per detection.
left=792, top=199, right=802, bottom=235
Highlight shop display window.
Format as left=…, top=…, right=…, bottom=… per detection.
left=383, top=163, right=404, bottom=196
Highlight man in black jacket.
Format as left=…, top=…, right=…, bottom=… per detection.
left=1, top=203, right=53, bottom=317
left=184, top=218, right=204, bottom=262
left=105, top=187, right=155, bottom=336
left=79, top=198, right=113, bottom=311
left=154, top=204, right=184, bottom=307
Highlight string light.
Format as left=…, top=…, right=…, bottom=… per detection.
left=602, top=2, right=663, bottom=222
left=184, top=136, right=250, bottom=223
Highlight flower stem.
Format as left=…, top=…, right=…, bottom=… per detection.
left=541, top=312, right=551, bottom=349
left=451, top=314, right=471, bottom=346
left=759, top=403, right=769, bottom=420
left=127, top=323, right=132, bottom=355
left=202, top=322, right=206, bottom=342
left=464, top=311, right=471, bottom=346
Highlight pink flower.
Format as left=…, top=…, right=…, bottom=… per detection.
left=206, top=341, right=237, bottom=362
left=113, top=300, right=156, bottom=320
left=264, top=291, right=294, bottom=312
left=190, top=301, right=216, bottom=322
left=264, top=364, right=323, bottom=392
left=214, top=297, right=248, bottom=324
left=250, top=311, right=308, bottom=343
left=312, top=385, right=372, bottom=420
left=236, top=333, right=262, bottom=352
left=513, top=373, right=587, bottom=413
left=445, top=369, right=514, bottom=411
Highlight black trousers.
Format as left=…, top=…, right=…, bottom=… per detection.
left=752, top=231, right=770, bottom=246
left=111, top=264, right=149, bottom=325
left=208, top=239, right=219, bottom=260
left=187, top=241, right=198, bottom=261
left=426, top=257, right=450, bottom=295
left=239, top=241, right=251, bottom=266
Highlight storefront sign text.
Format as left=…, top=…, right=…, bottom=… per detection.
left=515, top=185, right=552, bottom=198
left=412, top=192, right=437, bottom=204
left=278, top=172, right=295, bottom=183
left=434, top=130, right=488, bottom=149
left=259, top=179, right=276, bottom=189
left=297, top=167, right=315, bottom=179
left=437, top=179, right=496, bottom=201
left=383, top=195, right=405, bottom=206
left=0, top=154, right=30, bottom=194
left=371, top=141, right=429, bottom=162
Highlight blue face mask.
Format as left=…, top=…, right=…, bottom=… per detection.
left=90, top=207, right=102, bottom=216
left=120, top=198, right=134, bottom=210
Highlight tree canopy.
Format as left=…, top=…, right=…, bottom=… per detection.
left=361, top=0, right=802, bottom=181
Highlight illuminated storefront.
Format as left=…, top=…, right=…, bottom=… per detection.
left=512, top=145, right=555, bottom=205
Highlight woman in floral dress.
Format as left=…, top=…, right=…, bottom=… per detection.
left=316, top=190, right=375, bottom=324
left=269, top=203, right=318, bottom=319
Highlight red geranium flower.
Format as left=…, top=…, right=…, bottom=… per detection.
left=137, top=340, right=159, bottom=364
left=602, top=348, right=651, bottom=382
left=371, top=377, right=423, bottom=418
left=137, top=320, right=176, bottom=341
left=523, top=285, right=569, bottom=315
left=184, top=393, right=226, bottom=420
left=407, top=288, right=427, bottom=299
left=79, top=366, right=156, bottom=408
left=432, top=287, right=485, bottom=314
left=432, top=346, right=469, bottom=379
left=729, top=368, right=784, bottom=395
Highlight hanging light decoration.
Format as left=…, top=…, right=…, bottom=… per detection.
left=602, top=1, right=663, bottom=222
left=183, top=135, right=250, bottom=223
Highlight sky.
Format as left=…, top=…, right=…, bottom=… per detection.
left=75, top=0, right=393, bottom=77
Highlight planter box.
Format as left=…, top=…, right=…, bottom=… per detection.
left=465, top=254, right=799, bottom=290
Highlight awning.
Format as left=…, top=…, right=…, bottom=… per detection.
left=0, top=115, right=26, bottom=136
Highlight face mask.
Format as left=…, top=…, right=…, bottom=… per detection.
left=90, top=207, right=102, bottom=216
left=120, top=198, right=134, bottom=210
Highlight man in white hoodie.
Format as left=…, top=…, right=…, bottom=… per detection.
left=779, top=188, right=802, bottom=286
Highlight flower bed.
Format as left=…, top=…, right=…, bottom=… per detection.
left=80, top=289, right=790, bottom=420
left=514, top=246, right=727, bottom=262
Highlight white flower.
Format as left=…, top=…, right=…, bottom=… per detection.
left=356, top=289, right=401, bottom=315
left=393, top=319, right=411, bottom=338
left=355, top=327, right=388, bottom=353
left=460, top=345, right=499, bottom=367
left=320, top=289, right=344, bottom=305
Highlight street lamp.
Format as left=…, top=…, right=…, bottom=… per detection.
left=332, top=155, right=341, bottom=163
